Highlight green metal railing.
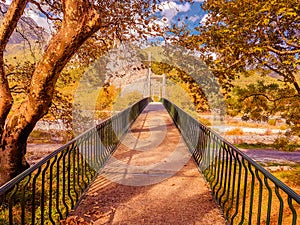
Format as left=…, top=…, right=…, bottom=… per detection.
left=162, top=98, right=300, bottom=225
left=0, top=97, right=151, bottom=225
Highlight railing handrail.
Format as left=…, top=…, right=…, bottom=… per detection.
left=162, top=98, right=300, bottom=204
left=0, top=97, right=151, bottom=224
left=162, top=98, right=300, bottom=224
left=0, top=98, right=152, bottom=194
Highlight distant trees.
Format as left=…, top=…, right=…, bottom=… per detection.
left=0, top=0, right=162, bottom=186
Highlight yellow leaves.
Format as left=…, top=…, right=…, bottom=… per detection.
left=262, top=18, right=270, bottom=25
left=60, top=216, right=89, bottom=225
left=95, top=85, right=118, bottom=111
left=253, top=46, right=264, bottom=53
left=183, top=0, right=299, bottom=89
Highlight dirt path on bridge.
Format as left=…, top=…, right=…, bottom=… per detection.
left=64, top=103, right=226, bottom=225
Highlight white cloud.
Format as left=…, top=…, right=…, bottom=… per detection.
left=157, top=1, right=191, bottom=23
left=200, top=14, right=209, bottom=24
left=24, top=6, right=54, bottom=34
left=176, top=2, right=191, bottom=12
left=188, top=15, right=200, bottom=23
left=2, top=1, right=53, bottom=34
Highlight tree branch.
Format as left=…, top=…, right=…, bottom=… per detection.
left=241, top=93, right=299, bottom=102
left=29, top=0, right=62, bottom=21
left=275, top=18, right=300, bottom=49
left=266, top=45, right=300, bottom=55
left=254, top=56, right=300, bottom=95
left=15, top=28, right=37, bottom=63
left=0, top=0, right=28, bottom=50
left=0, top=4, right=7, bottom=16
left=254, top=56, right=285, bottom=77
left=9, top=84, right=27, bottom=94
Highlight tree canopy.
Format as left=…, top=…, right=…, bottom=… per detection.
left=175, top=0, right=300, bottom=134
left=180, top=0, right=299, bottom=91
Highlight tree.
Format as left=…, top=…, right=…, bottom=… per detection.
left=0, top=0, right=162, bottom=186
left=176, top=0, right=300, bottom=131
left=179, top=0, right=299, bottom=91
left=226, top=77, right=300, bottom=135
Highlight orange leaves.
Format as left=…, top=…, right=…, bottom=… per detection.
left=60, top=216, right=89, bottom=225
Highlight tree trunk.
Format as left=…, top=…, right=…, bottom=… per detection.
left=0, top=2, right=101, bottom=186
left=0, top=54, right=13, bottom=139
left=0, top=0, right=28, bottom=140
left=0, top=128, right=29, bottom=185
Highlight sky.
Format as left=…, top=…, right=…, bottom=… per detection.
left=3, top=0, right=207, bottom=35
left=154, top=0, right=206, bottom=30
left=4, top=0, right=53, bottom=32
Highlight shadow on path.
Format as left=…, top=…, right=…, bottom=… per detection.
left=66, top=103, right=226, bottom=225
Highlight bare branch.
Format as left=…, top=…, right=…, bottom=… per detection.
left=241, top=93, right=299, bottom=102
left=275, top=18, right=300, bottom=49
left=29, top=0, right=62, bottom=21
left=266, top=45, right=300, bottom=55
left=254, top=56, right=286, bottom=77
left=15, top=28, right=37, bottom=63
left=0, top=4, right=7, bottom=16
left=254, top=56, right=300, bottom=95
left=9, top=84, right=27, bottom=94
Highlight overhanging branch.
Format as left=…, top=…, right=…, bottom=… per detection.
left=267, top=45, right=300, bottom=55
left=29, top=0, right=62, bottom=21
left=275, top=18, right=300, bottom=49
left=241, top=93, right=299, bottom=102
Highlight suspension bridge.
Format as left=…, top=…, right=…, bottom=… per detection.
left=0, top=98, right=300, bottom=224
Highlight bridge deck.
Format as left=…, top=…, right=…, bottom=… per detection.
left=67, top=102, right=226, bottom=224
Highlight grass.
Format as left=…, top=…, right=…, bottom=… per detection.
left=0, top=114, right=126, bottom=224
left=235, top=141, right=300, bottom=152
left=271, top=165, right=300, bottom=195
left=232, top=72, right=282, bottom=88
left=28, top=130, right=72, bottom=144
left=209, top=163, right=299, bottom=224
left=0, top=149, right=97, bottom=225
left=197, top=147, right=300, bottom=225
left=4, top=43, right=43, bottom=63
left=235, top=142, right=273, bottom=149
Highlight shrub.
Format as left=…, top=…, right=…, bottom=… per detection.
left=198, top=117, right=212, bottom=126
left=268, top=119, right=276, bottom=126
left=273, top=136, right=296, bottom=152
left=225, top=128, right=244, bottom=135
left=279, top=124, right=288, bottom=130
